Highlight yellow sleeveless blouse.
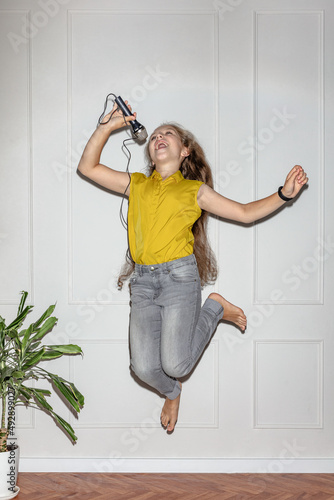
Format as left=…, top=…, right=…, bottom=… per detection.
left=128, top=170, right=203, bottom=265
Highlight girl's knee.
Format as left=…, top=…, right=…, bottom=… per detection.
left=162, top=358, right=190, bottom=379
left=130, top=360, right=157, bottom=385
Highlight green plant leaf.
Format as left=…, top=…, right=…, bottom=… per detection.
left=13, top=335, right=23, bottom=350
left=18, top=385, right=34, bottom=401
left=45, top=345, right=83, bottom=355
left=29, top=341, right=42, bottom=351
left=21, top=323, right=35, bottom=353
left=33, top=304, right=56, bottom=329
left=51, top=413, right=78, bottom=442
left=53, top=380, right=81, bottom=412
left=6, top=329, right=19, bottom=339
left=41, top=350, right=63, bottom=361
left=31, top=316, right=58, bottom=342
left=52, top=374, right=84, bottom=406
left=47, top=373, right=83, bottom=412
left=24, top=387, right=78, bottom=441
left=17, top=291, right=28, bottom=315
left=72, top=385, right=84, bottom=407
left=27, top=389, right=53, bottom=412
left=1, top=291, right=84, bottom=446
left=0, top=317, right=5, bottom=332
left=7, top=305, right=33, bottom=331
left=33, top=388, right=51, bottom=396
left=0, top=366, right=14, bottom=381
left=11, top=371, right=25, bottom=379
left=21, top=348, right=45, bottom=369
left=30, top=388, right=53, bottom=412
left=20, top=370, right=37, bottom=381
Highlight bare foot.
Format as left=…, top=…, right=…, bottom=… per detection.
left=208, top=293, right=247, bottom=332
left=161, top=383, right=182, bottom=433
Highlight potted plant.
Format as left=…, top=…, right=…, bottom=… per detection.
left=0, top=291, right=84, bottom=497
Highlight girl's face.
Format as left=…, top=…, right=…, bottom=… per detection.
left=148, top=126, right=189, bottom=166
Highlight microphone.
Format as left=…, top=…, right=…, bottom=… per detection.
left=115, top=96, right=148, bottom=142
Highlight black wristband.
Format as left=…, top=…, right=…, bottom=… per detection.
left=278, top=186, right=293, bottom=202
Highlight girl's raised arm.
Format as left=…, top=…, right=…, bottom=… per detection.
left=197, top=165, right=308, bottom=223
left=77, top=103, right=135, bottom=195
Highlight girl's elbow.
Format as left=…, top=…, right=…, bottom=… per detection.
left=77, top=161, right=95, bottom=176
left=239, top=205, right=254, bottom=224
left=77, top=158, right=86, bottom=174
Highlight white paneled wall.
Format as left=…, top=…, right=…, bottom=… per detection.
left=254, top=341, right=323, bottom=428
left=254, top=11, right=324, bottom=304
left=0, top=10, right=32, bottom=303
left=0, top=0, right=333, bottom=472
left=69, top=9, right=218, bottom=303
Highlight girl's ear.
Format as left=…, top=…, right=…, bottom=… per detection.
left=181, top=147, right=190, bottom=158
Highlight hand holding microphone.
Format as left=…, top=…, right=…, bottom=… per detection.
left=114, top=96, right=148, bottom=142
left=98, top=93, right=148, bottom=142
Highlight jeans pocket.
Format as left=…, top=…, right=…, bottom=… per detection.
left=168, top=265, right=198, bottom=284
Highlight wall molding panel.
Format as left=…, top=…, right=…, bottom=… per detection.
left=253, top=10, right=324, bottom=305
left=67, top=9, right=219, bottom=304
left=0, top=10, right=34, bottom=304
left=19, top=457, right=334, bottom=474
left=69, top=339, right=220, bottom=429
left=254, top=340, right=324, bottom=429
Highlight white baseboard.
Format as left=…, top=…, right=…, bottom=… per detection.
left=20, top=458, right=334, bottom=473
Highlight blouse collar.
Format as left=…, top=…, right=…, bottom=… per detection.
left=151, top=169, right=184, bottom=183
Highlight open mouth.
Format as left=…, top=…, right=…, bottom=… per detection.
left=156, top=142, right=168, bottom=150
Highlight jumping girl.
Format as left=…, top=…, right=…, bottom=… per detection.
left=78, top=101, right=308, bottom=433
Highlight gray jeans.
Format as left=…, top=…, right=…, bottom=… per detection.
left=129, top=254, right=224, bottom=400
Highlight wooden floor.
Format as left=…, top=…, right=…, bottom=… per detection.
left=16, top=473, right=334, bottom=499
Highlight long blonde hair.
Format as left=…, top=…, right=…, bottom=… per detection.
left=118, top=123, right=218, bottom=288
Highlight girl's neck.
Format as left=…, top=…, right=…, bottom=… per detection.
left=154, top=162, right=181, bottom=180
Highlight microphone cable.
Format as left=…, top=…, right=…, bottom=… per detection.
left=119, top=138, right=132, bottom=230
left=97, top=92, right=117, bottom=126
left=98, top=92, right=135, bottom=230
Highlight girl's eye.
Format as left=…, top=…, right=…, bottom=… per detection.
left=150, top=130, right=174, bottom=141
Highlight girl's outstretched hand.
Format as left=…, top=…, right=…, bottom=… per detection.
left=99, top=100, right=136, bottom=131
left=281, top=165, right=308, bottom=199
